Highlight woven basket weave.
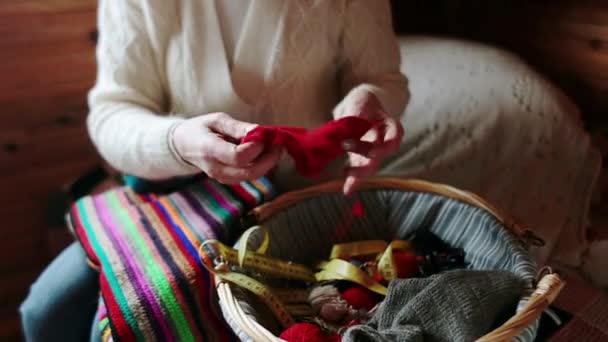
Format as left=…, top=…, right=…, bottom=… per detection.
left=215, top=178, right=564, bottom=342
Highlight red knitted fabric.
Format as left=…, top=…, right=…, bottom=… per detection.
left=241, top=117, right=374, bottom=176
left=279, top=323, right=327, bottom=342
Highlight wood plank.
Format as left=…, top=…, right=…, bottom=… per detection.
left=0, top=0, right=95, bottom=16
left=0, top=92, right=89, bottom=132
left=0, top=1, right=98, bottom=340
left=0, top=123, right=97, bottom=175
left=0, top=10, right=96, bottom=46
left=0, top=155, right=98, bottom=200
left=0, top=79, right=94, bottom=108
left=0, top=52, right=95, bottom=94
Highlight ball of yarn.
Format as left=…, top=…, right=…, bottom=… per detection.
left=279, top=323, right=326, bottom=342
left=319, top=299, right=350, bottom=322
left=393, top=251, right=419, bottom=278
left=341, top=286, right=381, bottom=311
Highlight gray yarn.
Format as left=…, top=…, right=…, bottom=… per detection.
left=343, top=270, right=523, bottom=342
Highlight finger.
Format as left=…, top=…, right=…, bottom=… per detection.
left=345, top=162, right=378, bottom=179
left=203, top=135, right=263, bottom=167
left=382, top=117, right=404, bottom=146
left=205, top=146, right=282, bottom=184
left=206, top=112, right=257, bottom=139
left=245, top=145, right=283, bottom=179
left=343, top=175, right=358, bottom=196
left=366, top=119, right=404, bottom=159
left=343, top=161, right=377, bottom=196
left=346, top=152, right=372, bottom=169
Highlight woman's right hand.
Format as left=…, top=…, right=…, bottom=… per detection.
left=171, top=113, right=281, bottom=184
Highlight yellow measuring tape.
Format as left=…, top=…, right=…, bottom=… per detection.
left=199, top=226, right=414, bottom=327
left=199, top=226, right=315, bottom=328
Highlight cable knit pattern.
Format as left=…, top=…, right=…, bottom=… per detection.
left=87, top=0, right=407, bottom=180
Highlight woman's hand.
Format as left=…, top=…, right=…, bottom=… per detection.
left=171, top=113, right=282, bottom=184
left=341, top=91, right=404, bottom=195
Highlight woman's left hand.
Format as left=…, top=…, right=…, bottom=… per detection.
left=340, top=91, right=404, bottom=195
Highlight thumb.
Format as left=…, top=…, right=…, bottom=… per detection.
left=207, top=113, right=257, bottom=139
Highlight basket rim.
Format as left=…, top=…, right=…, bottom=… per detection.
left=248, top=177, right=543, bottom=246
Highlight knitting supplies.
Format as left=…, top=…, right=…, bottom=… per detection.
left=199, top=226, right=404, bottom=329
left=214, top=178, right=564, bottom=341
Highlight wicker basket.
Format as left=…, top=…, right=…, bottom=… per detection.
left=215, top=178, right=565, bottom=342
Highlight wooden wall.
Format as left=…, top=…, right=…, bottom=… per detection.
left=0, top=1, right=98, bottom=340
left=0, top=0, right=607, bottom=341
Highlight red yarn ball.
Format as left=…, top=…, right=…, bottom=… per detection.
left=393, top=251, right=419, bottom=279
left=279, top=323, right=326, bottom=342
left=341, top=286, right=381, bottom=311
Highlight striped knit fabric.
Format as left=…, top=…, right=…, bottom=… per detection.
left=68, top=176, right=274, bottom=342
left=231, top=190, right=539, bottom=341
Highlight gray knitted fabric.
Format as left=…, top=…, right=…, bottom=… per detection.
left=343, top=270, right=523, bottom=342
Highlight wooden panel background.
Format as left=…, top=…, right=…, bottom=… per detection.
left=0, top=0, right=607, bottom=340
left=0, top=1, right=98, bottom=340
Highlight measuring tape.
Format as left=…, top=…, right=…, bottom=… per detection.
left=208, top=265, right=296, bottom=328
left=316, top=258, right=388, bottom=295
left=199, top=226, right=317, bottom=328
left=198, top=226, right=414, bottom=328
left=201, top=234, right=316, bottom=283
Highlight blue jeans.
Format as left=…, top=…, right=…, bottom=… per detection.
left=20, top=242, right=101, bottom=342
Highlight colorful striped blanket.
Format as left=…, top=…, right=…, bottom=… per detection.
left=68, top=176, right=274, bottom=341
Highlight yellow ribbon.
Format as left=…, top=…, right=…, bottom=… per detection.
left=329, top=240, right=388, bottom=260
left=316, top=240, right=414, bottom=294
left=315, top=259, right=388, bottom=295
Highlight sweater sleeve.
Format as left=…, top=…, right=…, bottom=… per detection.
left=333, top=0, right=409, bottom=119
left=87, top=0, right=199, bottom=180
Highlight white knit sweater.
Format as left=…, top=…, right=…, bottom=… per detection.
left=87, top=0, right=407, bottom=180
